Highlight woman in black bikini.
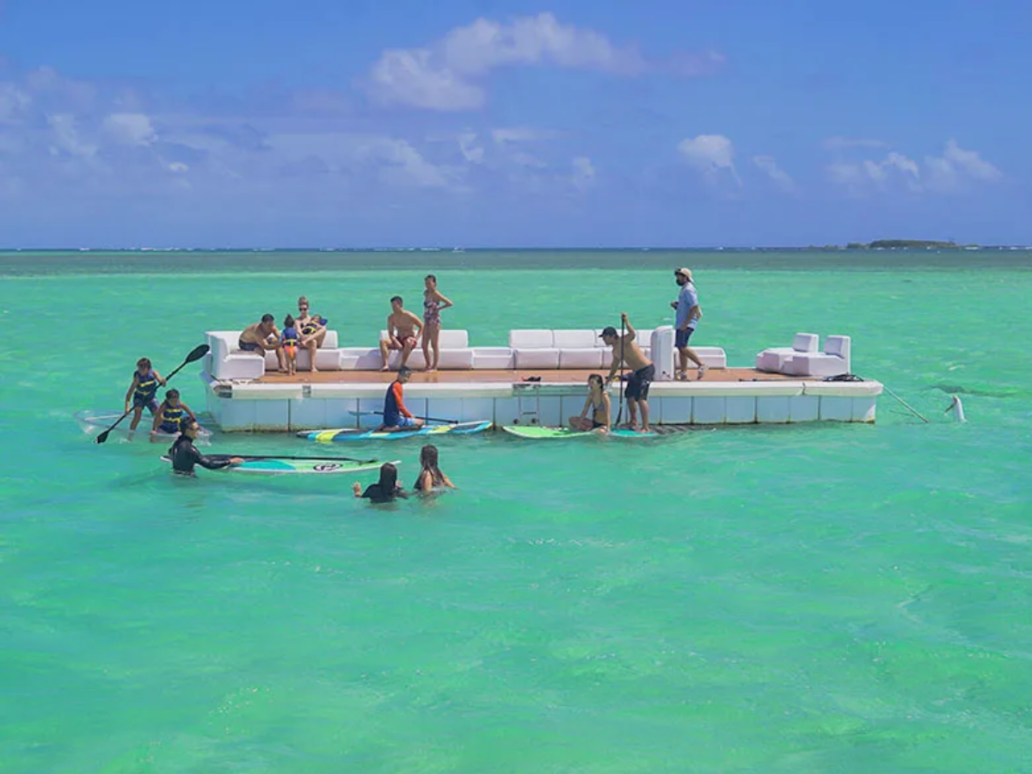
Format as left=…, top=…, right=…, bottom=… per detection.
left=568, top=374, right=611, bottom=432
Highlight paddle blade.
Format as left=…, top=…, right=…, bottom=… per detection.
left=95, top=430, right=110, bottom=444
left=185, top=344, right=210, bottom=363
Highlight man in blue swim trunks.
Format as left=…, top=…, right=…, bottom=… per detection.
left=239, top=314, right=286, bottom=372
left=670, top=267, right=707, bottom=380
left=602, top=313, right=655, bottom=433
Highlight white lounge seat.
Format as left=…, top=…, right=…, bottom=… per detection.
left=756, top=332, right=819, bottom=373
left=511, top=330, right=560, bottom=369
left=339, top=347, right=383, bottom=370
left=472, top=347, right=515, bottom=369
left=206, top=329, right=344, bottom=379
left=554, top=330, right=606, bottom=368
left=379, top=329, right=474, bottom=370
left=785, top=335, right=851, bottom=378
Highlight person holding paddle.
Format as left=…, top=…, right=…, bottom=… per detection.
left=374, top=367, right=425, bottom=433
left=602, top=313, right=655, bottom=433
left=124, top=357, right=166, bottom=438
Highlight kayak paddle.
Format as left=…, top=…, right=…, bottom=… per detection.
left=96, top=344, right=210, bottom=445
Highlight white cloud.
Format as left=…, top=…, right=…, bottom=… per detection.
left=751, top=155, right=795, bottom=192
left=571, top=156, right=595, bottom=191
left=828, top=140, right=1000, bottom=196
left=168, top=162, right=189, bottom=173
left=925, top=139, right=1001, bottom=193
left=457, top=131, right=484, bottom=163
left=365, top=13, right=720, bottom=111
left=678, top=134, right=741, bottom=186
left=360, top=137, right=455, bottom=189
left=0, top=84, right=31, bottom=121
left=103, top=113, right=157, bottom=146
left=490, top=126, right=559, bottom=144
left=46, top=113, right=97, bottom=158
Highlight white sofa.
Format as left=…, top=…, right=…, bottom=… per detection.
left=509, top=328, right=655, bottom=370
left=376, top=329, right=475, bottom=370
left=206, top=329, right=343, bottom=380
left=756, top=332, right=819, bottom=373
left=784, top=335, right=851, bottom=378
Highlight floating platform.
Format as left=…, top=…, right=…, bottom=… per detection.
left=200, top=367, right=883, bottom=433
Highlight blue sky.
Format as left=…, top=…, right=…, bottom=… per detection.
left=0, top=0, right=1028, bottom=247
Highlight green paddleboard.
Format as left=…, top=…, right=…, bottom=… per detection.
left=501, top=426, right=656, bottom=439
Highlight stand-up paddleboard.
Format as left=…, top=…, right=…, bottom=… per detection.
left=501, top=425, right=656, bottom=439
left=77, top=409, right=213, bottom=444
left=299, top=420, right=492, bottom=442
left=160, top=455, right=395, bottom=475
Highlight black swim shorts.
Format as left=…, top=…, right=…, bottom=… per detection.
left=625, top=364, right=655, bottom=401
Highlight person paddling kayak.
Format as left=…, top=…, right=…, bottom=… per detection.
left=168, top=418, right=243, bottom=476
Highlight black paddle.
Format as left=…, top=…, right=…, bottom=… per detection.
left=353, top=410, right=460, bottom=425
left=96, top=344, right=210, bottom=444
left=616, top=316, right=626, bottom=426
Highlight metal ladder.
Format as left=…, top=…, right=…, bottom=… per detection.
left=514, top=383, right=541, bottom=425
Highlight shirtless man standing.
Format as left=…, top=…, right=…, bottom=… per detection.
left=379, top=296, right=423, bottom=372
left=602, top=313, right=655, bottom=433
left=239, top=314, right=286, bottom=372
left=295, top=295, right=327, bottom=372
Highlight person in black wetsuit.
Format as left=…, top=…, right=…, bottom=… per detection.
left=352, top=462, right=408, bottom=503
left=168, top=418, right=243, bottom=476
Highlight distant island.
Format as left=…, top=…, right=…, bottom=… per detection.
left=844, top=239, right=963, bottom=249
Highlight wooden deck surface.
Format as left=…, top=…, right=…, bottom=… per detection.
left=254, top=367, right=807, bottom=385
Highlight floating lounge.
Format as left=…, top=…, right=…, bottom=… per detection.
left=200, top=327, right=883, bottom=432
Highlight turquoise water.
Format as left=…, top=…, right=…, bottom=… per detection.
left=2, top=251, right=1031, bottom=772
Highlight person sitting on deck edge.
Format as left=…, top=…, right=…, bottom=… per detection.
left=602, top=313, right=655, bottom=433
left=375, top=367, right=425, bottom=433
left=379, top=296, right=423, bottom=372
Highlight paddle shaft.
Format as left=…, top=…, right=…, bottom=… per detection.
left=357, top=410, right=459, bottom=424
left=97, top=344, right=210, bottom=444
left=616, top=318, right=625, bottom=425
left=209, top=454, right=378, bottom=464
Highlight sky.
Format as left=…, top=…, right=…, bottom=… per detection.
left=0, top=0, right=1029, bottom=247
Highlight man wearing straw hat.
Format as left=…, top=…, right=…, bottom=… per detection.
left=670, top=267, right=707, bottom=381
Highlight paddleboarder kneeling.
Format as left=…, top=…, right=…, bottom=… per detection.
left=602, top=313, right=655, bottom=433
left=168, top=419, right=243, bottom=476
left=375, top=367, right=425, bottom=433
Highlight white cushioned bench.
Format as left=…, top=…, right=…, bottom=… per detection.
left=206, top=329, right=343, bottom=380
left=785, top=335, right=851, bottom=378
left=375, top=329, right=474, bottom=370
left=510, top=329, right=654, bottom=370
left=756, top=332, right=819, bottom=373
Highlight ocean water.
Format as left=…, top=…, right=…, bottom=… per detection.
left=1, top=250, right=1031, bottom=773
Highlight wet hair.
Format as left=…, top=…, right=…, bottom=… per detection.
left=419, top=444, right=444, bottom=488
left=390, top=295, right=403, bottom=305
left=261, top=313, right=275, bottom=324
left=425, top=274, right=437, bottom=284
left=137, top=357, right=152, bottom=369
left=588, top=374, right=604, bottom=390
left=378, top=462, right=399, bottom=492
left=283, top=314, right=295, bottom=328
left=166, top=388, right=180, bottom=400
left=179, top=417, right=198, bottom=434
left=398, top=366, right=412, bottom=378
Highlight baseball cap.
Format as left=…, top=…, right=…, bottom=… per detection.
left=675, top=267, right=693, bottom=280
left=600, top=326, right=618, bottom=338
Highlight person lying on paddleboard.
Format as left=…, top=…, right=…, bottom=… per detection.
left=602, top=313, right=655, bottom=433
left=353, top=462, right=408, bottom=503
left=125, top=357, right=166, bottom=438
left=168, top=419, right=242, bottom=476
left=375, top=367, right=424, bottom=433
left=414, top=444, right=457, bottom=492
left=568, top=373, right=611, bottom=433
left=151, top=388, right=198, bottom=442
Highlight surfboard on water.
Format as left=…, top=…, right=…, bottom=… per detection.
left=160, top=455, right=395, bottom=475
left=299, top=420, right=493, bottom=442
left=76, top=409, right=213, bottom=444
left=501, top=425, right=657, bottom=439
